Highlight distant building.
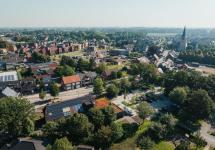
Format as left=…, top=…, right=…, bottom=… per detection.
left=0, top=71, right=18, bottom=82
left=109, top=49, right=131, bottom=56
left=78, top=71, right=97, bottom=87
left=179, top=27, right=187, bottom=51
left=0, top=71, right=20, bottom=96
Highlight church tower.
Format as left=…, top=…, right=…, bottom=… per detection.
left=179, top=27, right=187, bottom=51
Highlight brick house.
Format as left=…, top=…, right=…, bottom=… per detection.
left=62, top=75, right=81, bottom=90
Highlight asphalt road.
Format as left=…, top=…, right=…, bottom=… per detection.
left=24, top=87, right=93, bottom=104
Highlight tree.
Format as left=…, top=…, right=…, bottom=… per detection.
left=65, top=113, right=93, bottom=144
left=20, top=68, right=33, bottom=77
left=110, top=122, right=124, bottom=142
left=0, top=97, right=34, bottom=137
left=54, top=65, right=75, bottom=77
left=175, top=141, right=191, bottom=150
left=140, top=63, right=158, bottom=84
left=137, top=136, right=155, bottom=150
left=147, top=122, right=167, bottom=141
left=186, top=89, right=214, bottom=120
left=50, top=83, right=59, bottom=97
left=89, top=57, right=96, bottom=71
left=147, top=45, right=160, bottom=56
left=60, top=56, right=76, bottom=68
left=110, top=71, right=118, bottom=79
left=94, top=126, right=113, bottom=149
left=106, top=84, right=119, bottom=98
left=42, top=121, right=59, bottom=141
left=47, top=137, right=74, bottom=150
left=96, top=63, right=107, bottom=74
left=169, top=87, right=188, bottom=105
left=120, top=78, right=131, bottom=94
left=31, top=51, right=50, bottom=63
left=88, top=108, right=105, bottom=129
left=117, top=71, right=123, bottom=78
left=39, top=90, right=46, bottom=100
left=93, top=77, right=104, bottom=96
left=103, top=106, right=116, bottom=125
left=137, top=102, right=154, bottom=119
left=159, top=113, right=177, bottom=135
left=22, top=117, right=35, bottom=135
left=77, top=58, right=90, bottom=72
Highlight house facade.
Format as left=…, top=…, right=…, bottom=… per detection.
left=62, top=75, right=81, bottom=90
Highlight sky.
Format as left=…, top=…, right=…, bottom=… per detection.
left=0, top=0, right=215, bottom=28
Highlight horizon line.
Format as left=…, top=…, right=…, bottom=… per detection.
left=0, top=26, right=215, bottom=29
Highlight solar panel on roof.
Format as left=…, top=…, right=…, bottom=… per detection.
left=8, top=75, right=11, bottom=81
left=4, top=76, right=7, bottom=81
left=0, top=76, right=3, bottom=82
left=11, top=75, right=14, bottom=81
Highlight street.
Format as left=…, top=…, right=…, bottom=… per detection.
left=200, top=122, right=215, bottom=148
left=24, top=87, right=93, bottom=104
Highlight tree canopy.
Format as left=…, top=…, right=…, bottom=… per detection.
left=0, top=97, right=35, bottom=137
left=137, top=101, right=154, bottom=119
left=93, top=77, right=104, bottom=96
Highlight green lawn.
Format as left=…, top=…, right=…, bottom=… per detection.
left=107, top=64, right=124, bottom=70
left=152, top=141, right=175, bottom=150
left=110, top=136, right=137, bottom=150
left=136, top=120, right=152, bottom=135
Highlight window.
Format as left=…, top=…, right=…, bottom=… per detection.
left=62, top=107, right=71, bottom=117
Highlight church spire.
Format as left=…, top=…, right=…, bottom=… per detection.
left=179, top=26, right=187, bottom=51
left=182, top=26, right=186, bottom=40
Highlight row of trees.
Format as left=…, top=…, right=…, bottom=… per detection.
left=179, top=50, right=215, bottom=65
left=163, top=70, right=215, bottom=101
left=60, top=56, right=96, bottom=73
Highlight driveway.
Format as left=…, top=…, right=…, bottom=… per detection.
left=200, top=122, right=215, bottom=148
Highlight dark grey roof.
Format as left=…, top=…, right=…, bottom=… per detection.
left=78, top=71, right=97, bottom=80
left=45, top=95, right=93, bottom=121
left=10, top=141, right=35, bottom=150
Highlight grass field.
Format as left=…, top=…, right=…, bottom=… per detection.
left=152, top=141, right=175, bottom=150
left=107, top=64, right=124, bottom=70
left=51, top=50, right=84, bottom=61
left=195, top=66, right=215, bottom=75
left=110, top=136, right=137, bottom=150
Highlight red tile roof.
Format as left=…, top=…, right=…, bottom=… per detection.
left=95, top=98, right=124, bottom=113
left=95, top=98, right=110, bottom=109
left=62, top=75, right=81, bottom=84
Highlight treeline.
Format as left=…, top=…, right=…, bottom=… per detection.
left=163, top=70, right=215, bottom=101
left=179, top=50, right=215, bottom=65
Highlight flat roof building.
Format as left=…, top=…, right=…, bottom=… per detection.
left=0, top=71, right=18, bottom=82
